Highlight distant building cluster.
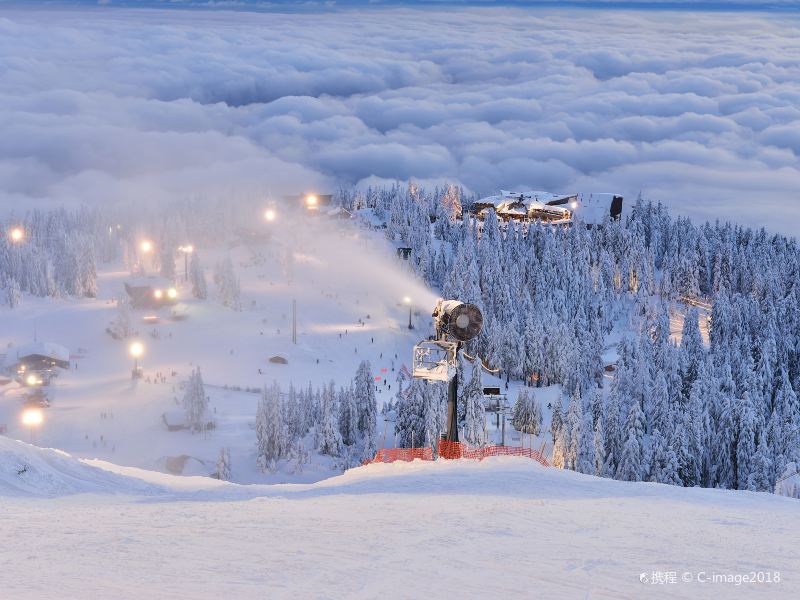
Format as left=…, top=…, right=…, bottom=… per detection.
left=474, top=190, right=623, bottom=227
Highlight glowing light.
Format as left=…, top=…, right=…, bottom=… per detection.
left=403, top=296, right=412, bottom=304
left=129, top=341, right=144, bottom=358
left=26, top=374, right=39, bottom=386
left=9, top=227, right=24, bottom=243
left=153, top=289, right=164, bottom=300
left=570, top=201, right=578, bottom=210
left=179, top=245, right=194, bottom=253
left=140, top=240, right=153, bottom=253
left=305, top=194, right=318, bottom=207
left=21, top=407, right=43, bottom=427
left=167, top=288, right=177, bottom=299
left=264, top=209, right=276, bottom=222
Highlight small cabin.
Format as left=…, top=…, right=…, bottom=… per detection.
left=124, top=277, right=178, bottom=309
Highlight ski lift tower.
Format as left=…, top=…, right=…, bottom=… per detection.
left=412, top=299, right=483, bottom=442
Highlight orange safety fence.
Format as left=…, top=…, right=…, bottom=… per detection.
left=363, top=440, right=549, bottom=467
left=438, top=440, right=550, bottom=467
left=365, top=447, right=434, bottom=464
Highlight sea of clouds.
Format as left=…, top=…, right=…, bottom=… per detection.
left=0, top=6, right=798, bottom=234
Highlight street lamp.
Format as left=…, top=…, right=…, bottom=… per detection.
left=129, top=341, right=144, bottom=378
left=21, top=407, right=43, bottom=443
left=404, top=296, right=413, bottom=330
left=264, top=208, right=276, bottom=222
left=178, top=245, right=193, bottom=282
left=305, top=194, right=318, bottom=210
left=9, top=227, right=25, bottom=243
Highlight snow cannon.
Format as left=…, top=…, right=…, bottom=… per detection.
left=432, top=299, right=483, bottom=343
left=413, top=299, right=484, bottom=443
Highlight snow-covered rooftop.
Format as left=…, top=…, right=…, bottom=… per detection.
left=8, top=341, right=70, bottom=364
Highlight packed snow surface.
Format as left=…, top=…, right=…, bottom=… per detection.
left=1, top=437, right=797, bottom=600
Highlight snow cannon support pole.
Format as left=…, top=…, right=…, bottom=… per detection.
left=445, top=343, right=461, bottom=442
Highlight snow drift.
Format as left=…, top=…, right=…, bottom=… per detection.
left=0, top=437, right=161, bottom=498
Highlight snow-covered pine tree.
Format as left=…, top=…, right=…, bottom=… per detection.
left=255, top=382, right=287, bottom=471
left=395, top=378, right=426, bottom=448
left=550, top=396, right=563, bottom=445
left=189, top=251, right=207, bottom=299
left=617, top=400, right=645, bottom=482
left=338, top=385, right=358, bottom=446
left=462, top=362, right=485, bottom=446
left=316, top=380, right=342, bottom=457
left=215, top=256, right=241, bottom=310
left=593, top=415, right=605, bottom=476
left=215, top=447, right=232, bottom=481
left=353, top=361, right=377, bottom=454
left=182, top=367, right=208, bottom=433
left=512, top=389, right=542, bottom=435
left=4, top=276, right=21, bottom=308
left=109, top=299, right=132, bottom=339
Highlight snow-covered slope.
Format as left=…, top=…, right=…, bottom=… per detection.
left=0, top=213, right=444, bottom=484
left=1, top=439, right=798, bottom=599
left=0, top=436, right=162, bottom=498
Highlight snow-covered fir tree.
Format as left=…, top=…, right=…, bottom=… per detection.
left=462, top=362, right=486, bottom=446
left=182, top=367, right=208, bottom=433
left=316, top=380, right=342, bottom=457
left=353, top=361, right=378, bottom=457
left=215, top=447, right=232, bottom=481
left=256, top=382, right=287, bottom=471
left=189, top=251, right=207, bottom=300
left=214, top=256, right=241, bottom=310
left=511, top=389, right=542, bottom=435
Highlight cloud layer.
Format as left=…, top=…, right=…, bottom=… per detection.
left=0, top=7, right=799, bottom=234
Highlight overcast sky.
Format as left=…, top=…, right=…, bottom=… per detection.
left=0, top=6, right=798, bottom=235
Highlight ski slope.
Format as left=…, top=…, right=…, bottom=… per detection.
left=1, top=437, right=798, bottom=600
left=0, top=212, right=448, bottom=483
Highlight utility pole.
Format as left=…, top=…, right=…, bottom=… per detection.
left=292, top=299, right=297, bottom=344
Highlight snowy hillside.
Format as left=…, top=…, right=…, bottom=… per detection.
left=0, top=437, right=798, bottom=600
left=0, top=209, right=446, bottom=483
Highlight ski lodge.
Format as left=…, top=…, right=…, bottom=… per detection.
left=3, top=341, right=71, bottom=386
left=474, top=190, right=623, bottom=227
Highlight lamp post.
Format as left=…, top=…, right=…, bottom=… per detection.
left=21, top=407, right=43, bottom=444
left=403, top=296, right=413, bottom=330
left=138, top=240, right=153, bottom=276
left=264, top=208, right=276, bottom=223
left=178, top=245, right=193, bottom=282
left=129, top=341, right=144, bottom=379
